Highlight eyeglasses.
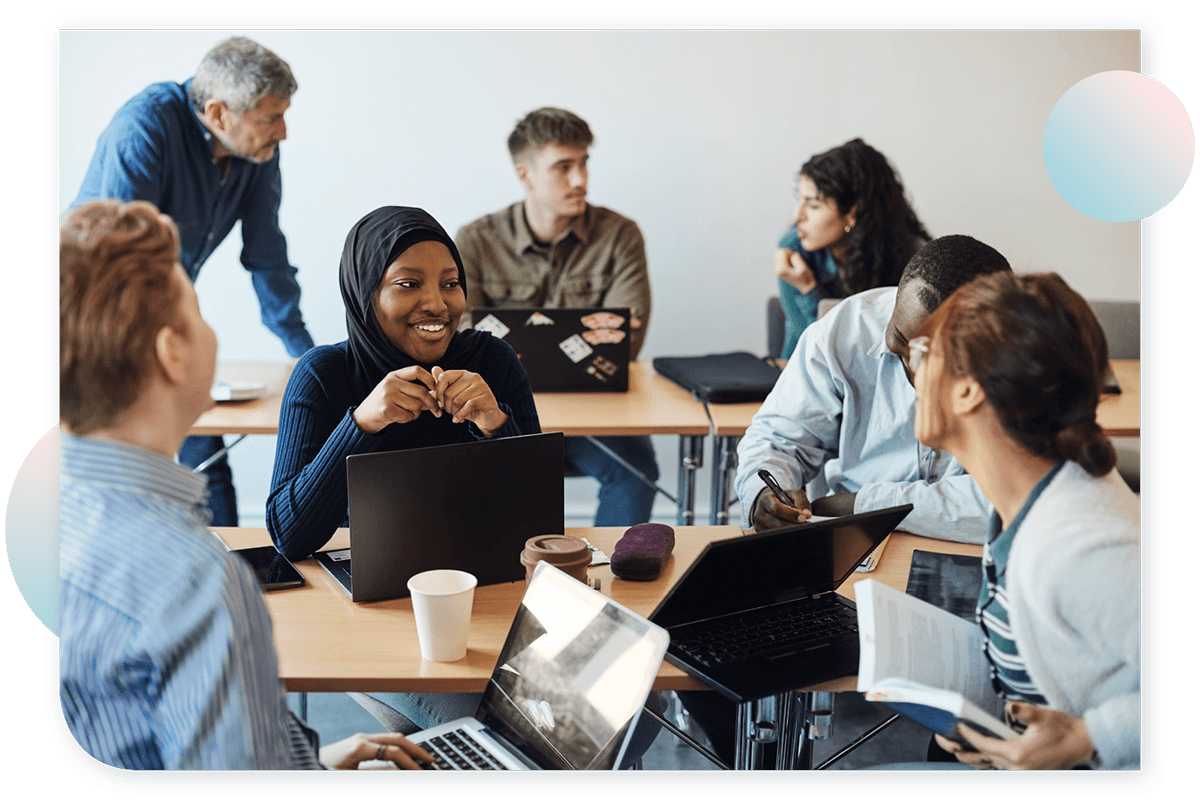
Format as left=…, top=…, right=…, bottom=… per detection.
left=907, top=336, right=931, bottom=375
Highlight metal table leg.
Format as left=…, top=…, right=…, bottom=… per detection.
left=727, top=692, right=838, bottom=770
left=709, top=435, right=739, bottom=525
left=776, top=691, right=835, bottom=769
left=189, top=434, right=247, bottom=473
left=734, top=694, right=783, bottom=770
left=584, top=434, right=694, bottom=524
left=677, top=435, right=703, bottom=526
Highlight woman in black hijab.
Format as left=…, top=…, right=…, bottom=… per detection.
left=266, top=207, right=540, bottom=561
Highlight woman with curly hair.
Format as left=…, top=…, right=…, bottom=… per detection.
left=775, top=138, right=930, bottom=357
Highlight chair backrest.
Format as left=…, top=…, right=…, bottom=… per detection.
left=766, top=295, right=785, bottom=359
left=767, top=295, right=842, bottom=360
left=1087, top=301, right=1140, bottom=360
left=817, top=298, right=841, bottom=319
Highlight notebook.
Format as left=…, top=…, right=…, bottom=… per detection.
left=400, top=561, right=670, bottom=770
left=469, top=307, right=632, bottom=392
left=648, top=504, right=913, bottom=703
left=314, top=432, right=565, bottom=603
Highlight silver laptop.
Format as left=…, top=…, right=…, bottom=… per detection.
left=315, top=432, right=565, bottom=602
left=406, top=561, right=669, bottom=770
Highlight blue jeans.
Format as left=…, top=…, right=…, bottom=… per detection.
left=178, top=435, right=238, bottom=527
left=563, top=435, right=659, bottom=527
left=369, top=690, right=664, bottom=769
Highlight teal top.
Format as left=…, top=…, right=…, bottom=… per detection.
left=977, top=461, right=1065, bottom=705
left=776, top=226, right=839, bottom=358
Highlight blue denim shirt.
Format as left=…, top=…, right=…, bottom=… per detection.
left=72, top=79, right=314, bottom=357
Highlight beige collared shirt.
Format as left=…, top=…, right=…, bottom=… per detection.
left=455, top=201, right=651, bottom=359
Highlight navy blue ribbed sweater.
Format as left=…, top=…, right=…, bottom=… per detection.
left=266, top=339, right=541, bottom=560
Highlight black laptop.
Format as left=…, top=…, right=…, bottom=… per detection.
left=314, top=432, right=565, bottom=602
left=648, top=504, right=913, bottom=703
left=469, top=307, right=632, bottom=392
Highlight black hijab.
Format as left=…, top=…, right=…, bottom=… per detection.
left=339, top=206, right=491, bottom=398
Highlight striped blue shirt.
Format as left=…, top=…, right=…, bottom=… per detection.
left=59, top=433, right=322, bottom=769
left=976, top=462, right=1063, bottom=706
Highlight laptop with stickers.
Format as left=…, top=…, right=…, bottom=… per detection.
left=469, top=307, right=632, bottom=392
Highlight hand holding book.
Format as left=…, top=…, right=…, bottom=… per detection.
left=938, top=700, right=1097, bottom=770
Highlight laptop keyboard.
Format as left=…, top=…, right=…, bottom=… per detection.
left=672, top=595, right=858, bottom=667
left=420, top=730, right=511, bottom=770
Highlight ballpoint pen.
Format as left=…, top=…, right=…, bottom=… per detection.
left=757, top=468, right=797, bottom=509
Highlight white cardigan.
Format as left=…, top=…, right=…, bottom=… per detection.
left=1007, top=461, right=1141, bottom=769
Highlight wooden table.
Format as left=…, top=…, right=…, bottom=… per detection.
left=704, top=359, right=1141, bottom=524
left=1098, top=360, right=1141, bottom=437
left=214, top=526, right=977, bottom=695
left=191, top=361, right=295, bottom=436
left=215, top=525, right=746, bottom=693
left=215, top=524, right=980, bottom=768
left=193, top=361, right=715, bottom=524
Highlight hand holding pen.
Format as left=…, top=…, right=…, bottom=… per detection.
left=753, top=469, right=813, bottom=530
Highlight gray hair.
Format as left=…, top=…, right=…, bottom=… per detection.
left=188, top=36, right=297, bottom=115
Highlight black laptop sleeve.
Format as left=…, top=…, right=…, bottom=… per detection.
left=652, top=352, right=782, bottom=403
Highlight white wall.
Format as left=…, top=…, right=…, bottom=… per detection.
left=59, top=30, right=1140, bottom=524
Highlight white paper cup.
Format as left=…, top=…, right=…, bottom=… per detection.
left=407, top=569, right=477, bottom=662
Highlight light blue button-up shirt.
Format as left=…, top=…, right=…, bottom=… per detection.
left=735, top=286, right=991, bottom=543
left=59, top=433, right=322, bottom=769
left=72, top=79, right=313, bottom=357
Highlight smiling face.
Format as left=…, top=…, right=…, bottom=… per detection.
left=792, top=175, right=855, bottom=256
left=209, top=94, right=290, bottom=164
left=517, top=141, right=589, bottom=224
left=371, top=240, right=465, bottom=364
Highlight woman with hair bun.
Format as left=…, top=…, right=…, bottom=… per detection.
left=907, top=271, right=1139, bottom=770
left=774, top=138, right=929, bottom=357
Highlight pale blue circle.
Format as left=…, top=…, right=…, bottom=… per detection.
left=1044, top=70, right=1194, bottom=222
left=4, top=426, right=59, bottom=634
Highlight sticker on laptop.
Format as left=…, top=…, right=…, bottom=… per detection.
left=473, top=313, right=510, bottom=339
left=523, top=311, right=556, bottom=326
left=581, top=328, right=626, bottom=346
left=591, top=355, right=618, bottom=376
left=581, top=311, right=626, bottom=330
left=559, top=334, right=594, bottom=363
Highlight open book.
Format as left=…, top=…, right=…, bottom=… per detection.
left=853, top=578, right=1017, bottom=745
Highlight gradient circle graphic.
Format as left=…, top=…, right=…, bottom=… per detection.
left=1044, top=70, right=1194, bottom=222
left=5, top=425, right=59, bottom=634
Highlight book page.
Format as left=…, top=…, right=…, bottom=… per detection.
left=854, top=579, right=996, bottom=709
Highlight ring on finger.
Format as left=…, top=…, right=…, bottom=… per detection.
left=375, top=744, right=387, bottom=761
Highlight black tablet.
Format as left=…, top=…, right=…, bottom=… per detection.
left=233, top=545, right=305, bottom=591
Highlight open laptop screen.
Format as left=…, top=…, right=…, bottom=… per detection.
left=650, top=505, right=913, bottom=629
left=476, top=563, right=668, bottom=770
